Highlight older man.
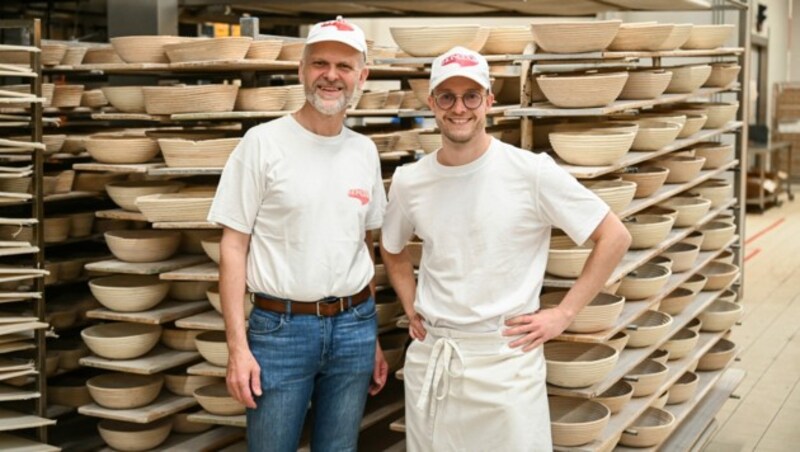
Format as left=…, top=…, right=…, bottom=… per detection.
left=208, top=17, right=388, bottom=452
left=380, top=47, right=632, bottom=451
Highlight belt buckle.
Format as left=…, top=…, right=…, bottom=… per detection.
left=316, top=301, right=322, bottom=317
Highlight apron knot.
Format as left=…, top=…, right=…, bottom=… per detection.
left=415, top=337, right=464, bottom=417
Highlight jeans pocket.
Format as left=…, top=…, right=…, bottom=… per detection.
left=351, top=297, right=376, bottom=321
left=248, top=309, right=286, bottom=335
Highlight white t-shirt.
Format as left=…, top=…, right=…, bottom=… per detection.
left=208, top=115, right=386, bottom=301
left=381, top=138, right=609, bottom=332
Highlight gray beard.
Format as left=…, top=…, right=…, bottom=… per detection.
left=305, top=85, right=355, bottom=116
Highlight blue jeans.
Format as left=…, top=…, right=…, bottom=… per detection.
left=246, top=297, right=377, bottom=452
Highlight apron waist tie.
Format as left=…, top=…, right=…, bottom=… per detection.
left=415, top=337, right=465, bottom=418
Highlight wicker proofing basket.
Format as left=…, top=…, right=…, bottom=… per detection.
left=656, top=24, right=694, bottom=50
left=667, top=371, right=699, bottom=404
left=84, top=136, right=160, bottom=164
left=608, top=23, right=675, bottom=52
left=605, top=331, right=630, bottom=353
left=105, top=180, right=184, bottom=212
left=678, top=113, right=708, bottom=138
left=543, top=342, right=619, bottom=388
left=659, top=196, right=712, bottom=228
left=389, top=25, right=483, bottom=57
left=546, top=241, right=593, bottom=278
left=530, top=20, right=622, bottom=54
left=540, top=291, right=624, bottom=334
left=52, top=84, right=85, bottom=108
left=87, top=373, right=163, bottom=409
left=699, top=221, right=736, bottom=251
left=104, top=229, right=182, bottom=263
left=654, top=156, right=706, bottom=183
left=206, top=285, right=253, bottom=319
left=84, top=45, right=123, bottom=64
left=62, top=46, right=87, bottom=66
left=97, top=418, right=173, bottom=452
left=659, top=287, right=697, bottom=315
left=619, top=69, right=673, bottom=100
left=699, top=261, right=739, bottom=291
left=698, top=299, right=743, bottom=332
left=537, top=72, right=628, bottom=108
left=624, top=359, right=669, bottom=397
left=625, top=310, right=673, bottom=348
left=89, top=275, right=170, bottom=312
left=164, top=37, right=252, bottom=63
left=246, top=39, right=283, bottom=60
left=81, top=322, right=162, bottom=360
left=548, top=130, right=635, bottom=166
left=697, top=338, right=736, bottom=371
left=194, top=383, right=246, bottom=416
left=620, top=407, right=676, bottom=447
left=692, top=142, right=734, bottom=169
left=158, top=138, right=240, bottom=168
left=170, top=280, right=214, bottom=301
left=549, top=396, right=610, bottom=447
left=665, top=65, right=712, bottom=94
left=681, top=24, right=735, bottom=50
left=623, top=214, right=675, bottom=250
left=704, top=63, right=741, bottom=87
left=195, top=331, right=228, bottom=367
left=81, top=89, right=108, bottom=107
left=235, top=86, right=288, bottom=111
left=583, top=180, right=637, bottom=214
left=142, top=85, right=239, bottom=115
left=659, top=328, right=700, bottom=360
left=482, top=26, right=532, bottom=54
left=593, top=380, right=633, bottom=414
left=173, top=411, right=214, bottom=434
left=689, top=180, right=734, bottom=208
left=164, top=372, right=222, bottom=397
left=111, top=35, right=196, bottom=63
left=616, top=166, right=669, bottom=199
left=629, top=120, right=682, bottom=151
left=101, top=86, right=145, bottom=113
left=135, top=193, right=215, bottom=223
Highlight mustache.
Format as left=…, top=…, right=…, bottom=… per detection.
left=314, top=80, right=345, bottom=90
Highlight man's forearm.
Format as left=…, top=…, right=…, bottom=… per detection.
left=380, top=246, right=417, bottom=318
left=220, top=235, right=250, bottom=352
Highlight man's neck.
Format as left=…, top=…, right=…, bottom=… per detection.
left=292, top=104, right=346, bottom=137
left=436, top=133, right=492, bottom=167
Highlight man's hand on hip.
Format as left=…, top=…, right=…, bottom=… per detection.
left=503, top=307, right=572, bottom=352
left=227, top=349, right=262, bottom=409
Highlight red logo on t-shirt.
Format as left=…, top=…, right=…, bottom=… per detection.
left=321, top=20, right=355, bottom=32
left=442, top=54, right=479, bottom=68
left=348, top=189, right=370, bottom=205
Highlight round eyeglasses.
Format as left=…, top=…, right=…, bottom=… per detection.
left=433, top=90, right=485, bottom=110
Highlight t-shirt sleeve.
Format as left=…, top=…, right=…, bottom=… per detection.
left=365, top=150, right=387, bottom=231
left=207, top=130, right=265, bottom=234
left=536, top=154, right=610, bottom=246
left=380, top=167, right=415, bottom=254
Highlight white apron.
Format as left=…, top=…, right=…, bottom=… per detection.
left=404, top=324, right=552, bottom=452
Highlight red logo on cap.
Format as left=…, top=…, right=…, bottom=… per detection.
left=321, top=20, right=355, bottom=32
left=442, top=54, right=479, bottom=67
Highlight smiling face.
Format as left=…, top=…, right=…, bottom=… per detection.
left=429, top=76, right=493, bottom=146
left=299, top=41, right=367, bottom=116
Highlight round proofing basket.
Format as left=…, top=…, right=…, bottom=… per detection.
left=619, top=69, right=672, bottom=100
left=626, top=310, right=673, bottom=348
left=541, top=291, right=625, bottom=334
left=665, top=65, right=712, bottom=93
left=593, top=380, right=634, bottom=414
left=654, top=156, right=706, bottom=183
left=164, top=372, right=222, bottom=397
left=390, top=25, right=483, bottom=57
left=89, top=275, right=169, bottom=312
left=678, top=113, right=708, bottom=138
left=206, top=285, right=253, bottom=319
left=617, top=264, right=672, bottom=301
left=624, top=360, right=669, bottom=397
left=201, top=235, right=221, bottom=263
left=698, top=300, right=743, bottom=332
left=110, top=35, right=195, bottom=63
left=700, top=262, right=739, bottom=291
left=649, top=349, right=670, bottom=365
left=195, top=331, right=228, bottom=367
left=105, top=181, right=184, bottom=212
left=705, top=63, right=741, bottom=87
left=103, top=86, right=146, bottom=113
left=693, top=142, right=734, bottom=169
left=680, top=273, right=708, bottom=295
left=537, top=72, right=628, bottom=108
left=161, top=328, right=203, bottom=352
left=104, top=230, right=182, bottom=263
left=247, top=39, right=283, bottom=60
left=84, top=136, right=160, bottom=164
left=616, top=166, right=670, bottom=199
left=549, top=396, right=611, bottom=447
left=583, top=180, right=637, bottom=214
left=143, top=85, right=239, bottom=115
left=659, top=287, right=697, bottom=315
left=658, top=328, right=699, bottom=360
left=657, top=24, right=694, bottom=50
left=630, top=120, right=682, bottom=151
left=620, top=407, right=676, bottom=447
left=98, top=418, right=172, bottom=452
left=606, top=331, right=630, bottom=353
left=235, top=86, right=288, bottom=111
left=530, top=20, right=621, bottom=54
left=87, top=373, right=163, bottom=409
left=699, top=221, right=736, bottom=251
left=697, top=338, right=736, bottom=371
left=482, top=26, right=532, bottom=54
left=668, top=372, right=699, bottom=405
left=173, top=411, right=213, bottom=434
left=546, top=243, right=593, bottom=278
left=608, top=23, right=675, bottom=52
left=81, top=322, right=162, bottom=360
left=689, top=180, right=734, bottom=208
left=164, top=37, right=252, bottom=63
left=194, top=383, right=246, bottom=416
left=548, top=130, right=635, bottom=166
left=543, top=342, right=619, bottom=388
left=623, top=214, right=674, bottom=250
left=170, top=280, right=214, bottom=301
left=658, top=196, right=712, bottom=228
left=158, top=138, right=240, bottom=168
left=681, top=24, right=735, bottom=50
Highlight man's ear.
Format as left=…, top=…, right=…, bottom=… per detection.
left=358, top=66, right=370, bottom=90
left=298, top=60, right=305, bottom=85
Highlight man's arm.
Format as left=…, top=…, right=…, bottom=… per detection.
left=219, top=227, right=261, bottom=408
left=504, top=212, right=632, bottom=350
left=366, top=230, right=388, bottom=395
left=380, top=243, right=425, bottom=340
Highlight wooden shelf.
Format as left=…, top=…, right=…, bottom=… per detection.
left=389, top=416, right=405, bottom=433
left=79, top=347, right=201, bottom=375
left=506, top=85, right=738, bottom=118
left=0, top=433, right=59, bottom=451
left=86, top=300, right=211, bottom=325
left=73, top=162, right=164, bottom=173
left=79, top=393, right=196, bottom=424
left=652, top=368, right=745, bottom=452
left=85, top=255, right=210, bottom=275
left=554, top=233, right=737, bottom=344
left=0, top=408, right=55, bottom=431
left=175, top=310, right=224, bottom=331
left=549, top=272, right=735, bottom=399
left=398, top=104, right=518, bottom=118
left=558, top=122, right=743, bottom=179
left=95, top=209, right=146, bottom=222
left=0, top=384, right=39, bottom=402
left=0, top=322, right=48, bottom=336
left=160, top=262, right=219, bottom=282
left=187, top=411, right=246, bottom=428
left=0, top=246, right=38, bottom=258
left=544, top=199, right=736, bottom=289
left=561, top=329, right=728, bottom=452
left=187, top=360, right=226, bottom=378
left=148, top=167, right=223, bottom=176
left=618, top=161, right=739, bottom=219
left=153, top=221, right=221, bottom=230
left=157, top=427, right=245, bottom=452
left=91, top=112, right=170, bottom=122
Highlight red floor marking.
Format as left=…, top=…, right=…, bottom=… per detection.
left=745, top=218, right=785, bottom=245
left=744, top=248, right=762, bottom=262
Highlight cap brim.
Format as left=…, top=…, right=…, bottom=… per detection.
left=305, top=36, right=366, bottom=54
left=429, top=73, right=491, bottom=93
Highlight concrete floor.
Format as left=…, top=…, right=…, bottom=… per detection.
left=703, top=191, right=800, bottom=452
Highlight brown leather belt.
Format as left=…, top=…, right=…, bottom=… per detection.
left=252, top=286, right=371, bottom=317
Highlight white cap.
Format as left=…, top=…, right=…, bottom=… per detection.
left=429, top=46, right=491, bottom=93
left=305, top=16, right=368, bottom=55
